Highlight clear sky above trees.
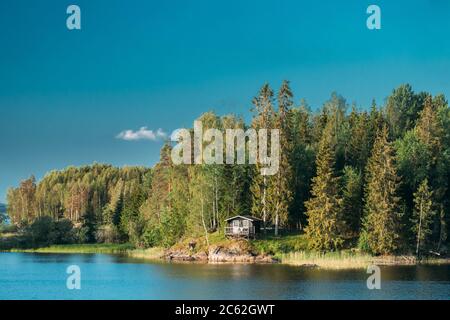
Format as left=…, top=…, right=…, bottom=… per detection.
left=1, top=0, right=450, bottom=202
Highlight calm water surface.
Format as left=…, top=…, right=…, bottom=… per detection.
left=0, top=252, right=449, bottom=300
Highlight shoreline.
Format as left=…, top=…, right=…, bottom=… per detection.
left=4, top=244, right=450, bottom=270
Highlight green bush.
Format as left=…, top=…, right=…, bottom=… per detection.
left=251, top=233, right=309, bottom=256
left=142, top=226, right=163, bottom=248
left=0, top=224, right=18, bottom=234
left=357, top=230, right=371, bottom=253
left=54, top=219, right=75, bottom=244
left=25, top=216, right=75, bottom=247
left=95, top=225, right=122, bottom=243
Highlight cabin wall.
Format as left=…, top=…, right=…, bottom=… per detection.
left=228, top=219, right=251, bottom=228
left=225, top=218, right=260, bottom=237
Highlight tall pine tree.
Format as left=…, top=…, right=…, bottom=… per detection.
left=361, top=125, right=402, bottom=255
left=304, top=123, right=343, bottom=251
left=268, top=80, right=294, bottom=235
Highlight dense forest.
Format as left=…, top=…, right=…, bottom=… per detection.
left=4, top=82, right=450, bottom=257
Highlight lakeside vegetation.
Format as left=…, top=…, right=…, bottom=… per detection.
left=5, top=234, right=449, bottom=269
left=280, top=250, right=374, bottom=269
left=8, top=243, right=134, bottom=254
left=1, top=82, right=449, bottom=267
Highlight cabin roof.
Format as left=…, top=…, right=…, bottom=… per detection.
left=224, top=215, right=262, bottom=222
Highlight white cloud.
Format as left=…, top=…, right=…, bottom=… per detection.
left=116, top=127, right=167, bottom=141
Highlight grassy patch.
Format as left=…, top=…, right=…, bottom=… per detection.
left=279, top=251, right=450, bottom=269
left=251, top=233, right=309, bottom=257
left=280, top=250, right=373, bottom=269
left=9, top=243, right=134, bottom=254
left=170, top=231, right=310, bottom=258
left=125, top=247, right=165, bottom=260
left=251, top=233, right=377, bottom=269
left=171, top=232, right=229, bottom=253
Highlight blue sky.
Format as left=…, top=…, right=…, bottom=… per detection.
left=1, top=0, right=450, bottom=202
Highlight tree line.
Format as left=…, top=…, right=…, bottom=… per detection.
left=5, top=82, right=450, bottom=257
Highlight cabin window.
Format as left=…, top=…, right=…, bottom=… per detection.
left=233, top=220, right=239, bottom=227
left=243, top=220, right=249, bottom=227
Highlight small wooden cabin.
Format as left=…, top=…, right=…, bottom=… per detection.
left=224, top=215, right=262, bottom=239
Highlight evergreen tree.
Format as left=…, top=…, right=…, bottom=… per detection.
left=411, top=179, right=435, bottom=257
left=347, top=109, right=371, bottom=171
left=164, top=163, right=190, bottom=244
left=361, top=125, right=402, bottom=255
left=304, top=123, right=343, bottom=251
left=79, top=210, right=97, bottom=243
left=368, top=99, right=384, bottom=151
left=395, top=130, right=431, bottom=193
left=268, top=80, right=294, bottom=235
left=140, top=144, right=172, bottom=223
left=386, top=84, right=426, bottom=138
left=415, top=95, right=447, bottom=247
left=341, top=166, right=363, bottom=236
left=290, top=102, right=315, bottom=230
left=416, top=95, right=444, bottom=160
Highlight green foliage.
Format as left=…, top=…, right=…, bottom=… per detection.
left=357, top=230, right=371, bottom=253
left=386, top=84, right=426, bottom=139
left=6, top=164, right=150, bottom=245
left=267, top=80, right=294, bottom=235
left=341, top=166, right=363, bottom=235
left=251, top=233, right=308, bottom=256
left=395, top=130, right=431, bottom=191
left=290, top=104, right=315, bottom=229
left=304, top=123, right=344, bottom=251
left=4, top=84, right=450, bottom=256
left=346, top=109, right=371, bottom=171
left=159, top=209, right=186, bottom=248
left=11, top=243, right=134, bottom=254
left=250, top=83, right=276, bottom=227
left=411, top=179, right=436, bottom=257
left=24, top=216, right=75, bottom=247
left=142, top=226, right=163, bottom=248
left=79, top=211, right=97, bottom=243
left=362, top=126, right=402, bottom=255
left=0, top=224, right=17, bottom=234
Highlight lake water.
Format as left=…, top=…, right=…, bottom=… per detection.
left=0, top=252, right=449, bottom=300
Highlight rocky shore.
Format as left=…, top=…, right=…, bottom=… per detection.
left=165, top=240, right=278, bottom=264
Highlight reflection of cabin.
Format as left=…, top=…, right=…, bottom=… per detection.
left=224, top=215, right=262, bottom=239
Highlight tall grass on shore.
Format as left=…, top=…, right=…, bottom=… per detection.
left=9, top=243, right=134, bottom=254
left=8, top=243, right=166, bottom=261
left=125, top=247, right=165, bottom=260
left=280, top=250, right=374, bottom=269
left=280, top=251, right=450, bottom=269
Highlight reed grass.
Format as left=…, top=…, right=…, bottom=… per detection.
left=10, top=243, right=134, bottom=254
left=125, top=247, right=165, bottom=260
left=280, top=250, right=374, bottom=269
left=281, top=251, right=450, bottom=269
left=9, top=243, right=166, bottom=261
